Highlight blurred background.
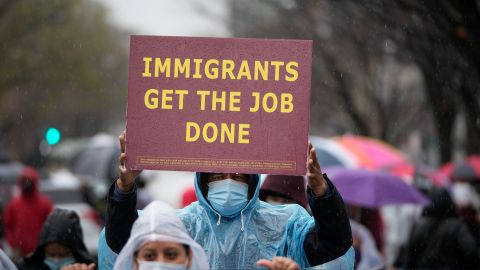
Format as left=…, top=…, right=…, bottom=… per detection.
left=1, top=0, right=479, bottom=267
left=1, top=0, right=479, bottom=169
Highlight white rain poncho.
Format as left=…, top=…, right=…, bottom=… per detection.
left=113, top=201, right=209, bottom=270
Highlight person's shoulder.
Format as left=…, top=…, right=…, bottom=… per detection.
left=258, top=200, right=303, bottom=209
left=254, top=202, right=312, bottom=230
left=175, top=202, right=205, bottom=232
left=177, top=201, right=202, bottom=217
left=257, top=201, right=308, bottom=216
left=5, top=195, right=22, bottom=208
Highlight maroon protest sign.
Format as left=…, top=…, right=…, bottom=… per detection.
left=125, top=35, right=312, bottom=175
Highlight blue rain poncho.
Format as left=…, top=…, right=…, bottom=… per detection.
left=113, top=201, right=209, bottom=270
left=99, top=173, right=354, bottom=269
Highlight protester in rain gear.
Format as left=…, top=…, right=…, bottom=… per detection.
left=98, top=132, right=354, bottom=269
left=22, top=209, right=95, bottom=270
left=258, top=174, right=358, bottom=269
left=396, top=188, right=480, bottom=269
left=114, top=201, right=209, bottom=270
left=259, top=175, right=308, bottom=209
left=3, top=167, right=53, bottom=257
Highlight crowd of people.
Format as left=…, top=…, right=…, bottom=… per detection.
left=1, top=132, right=480, bottom=269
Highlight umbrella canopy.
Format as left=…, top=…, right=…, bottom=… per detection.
left=327, top=168, right=429, bottom=208
left=439, top=155, right=480, bottom=182
left=334, top=135, right=409, bottom=170
left=382, top=163, right=450, bottom=187
left=309, top=136, right=358, bottom=168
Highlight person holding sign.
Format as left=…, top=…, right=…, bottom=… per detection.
left=97, top=132, right=354, bottom=269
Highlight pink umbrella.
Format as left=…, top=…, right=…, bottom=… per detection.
left=334, top=135, right=409, bottom=170
left=328, top=135, right=447, bottom=188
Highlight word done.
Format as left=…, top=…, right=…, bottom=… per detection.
left=186, top=122, right=250, bottom=144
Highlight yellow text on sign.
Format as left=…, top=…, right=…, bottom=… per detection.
left=249, top=92, right=294, bottom=113
left=185, top=122, right=250, bottom=144
left=196, top=90, right=242, bottom=111
left=194, top=90, right=294, bottom=113
left=144, top=89, right=189, bottom=110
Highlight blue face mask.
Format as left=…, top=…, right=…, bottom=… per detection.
left=207, top=179, right=249, bottom=216
left=138, top=260, right=187, bottom=270
left=44, top=256, right=75, bottom=270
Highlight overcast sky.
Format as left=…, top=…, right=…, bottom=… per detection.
left=94, top=0, right=231, bottom=37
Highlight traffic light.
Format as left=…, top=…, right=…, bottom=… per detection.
left=45, top=127, right=61, bottom=145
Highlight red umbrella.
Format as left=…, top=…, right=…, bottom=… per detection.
left=439, top=155, right=480, bottom=181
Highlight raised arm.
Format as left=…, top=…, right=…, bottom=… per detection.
left=104, top=132, right=142, bottom=253
left=304, top=142, right=353, bottom=266
left=117, top=132, right=141, bottom=192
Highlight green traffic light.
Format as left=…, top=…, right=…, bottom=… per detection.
left=46, top=127, right=61, bottom=145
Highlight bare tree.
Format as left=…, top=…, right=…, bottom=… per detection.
left=0, top=0, right=128, bottom=163
left=231, top=0, right=430, bottom=153
left=363, top=0, right=480, bottom=162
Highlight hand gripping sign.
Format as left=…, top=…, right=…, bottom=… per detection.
left=126, top=36, right=312, bottom=175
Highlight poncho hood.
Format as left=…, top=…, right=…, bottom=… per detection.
left=194, top=172, right=260, bottom=219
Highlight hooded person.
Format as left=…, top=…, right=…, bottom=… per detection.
left=22, top=208, right=95, bottom=270
left=3, top=167, right=53, bottom=257
left=259, top=175, right=308, bottom=209
left=114, top=201, right=209, bottom=270
left=98, top=132, right=354, bottom=269
left=396, top=188, right=480, bottom=269
left=259, top=177, right=383, bottom=270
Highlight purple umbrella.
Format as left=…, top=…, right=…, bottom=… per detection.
left=326, top=168, right=429, bottom=208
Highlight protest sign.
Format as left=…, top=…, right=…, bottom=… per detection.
left=126, top=35, right=312, bottom=175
